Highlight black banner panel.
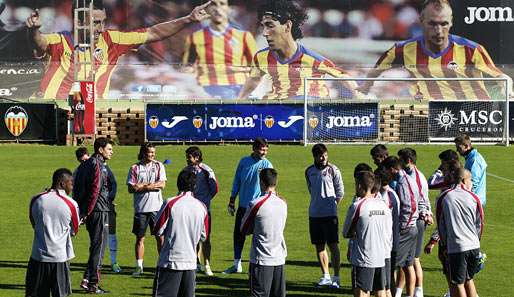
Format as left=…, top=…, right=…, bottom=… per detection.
left=0, top=103, right=57, bottom=142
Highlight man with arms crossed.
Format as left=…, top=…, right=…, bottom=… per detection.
left=73, top=137, right=113, bottom=294
left=183, top=146, right=218, bottom=276
left=153, top=170, right=209, bottom=297
left=127, top=142, right=167, bottom=276
left=305, top=143, right=344, bottom=288
left=225, top=137, right=273, bottom=274
left=436, top=167, right=484, bottom=297
left=241, top=168, right=287, bottom=297
left=26, top=168, right=79, bottom=297
left=343, top=171, right=392, bottom=297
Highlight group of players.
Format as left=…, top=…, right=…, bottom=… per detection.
left=26, top=133, right=486, bottom=297
left=24, top=0, right=511, bottom=101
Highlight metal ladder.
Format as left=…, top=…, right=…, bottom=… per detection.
left=73, top=0, right=95, bottom=82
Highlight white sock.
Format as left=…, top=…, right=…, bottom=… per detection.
left=394, top=288, right=403, bottom=297
left=234, top=259, right=241, bottom=268
left=136, top=259, right=143, bottom=268
left=109, top=234, right=117, bottom=264
left=323, top=273, right=331, bottom=280
left=414, top=286, right=423, bottom=297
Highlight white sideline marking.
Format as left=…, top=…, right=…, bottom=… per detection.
left=487, top=173, right=514, bottom=184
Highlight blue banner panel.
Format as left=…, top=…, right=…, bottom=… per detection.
left=307, top=103, right=379, bottom=141
left=146, top=104, right=304, bottom=141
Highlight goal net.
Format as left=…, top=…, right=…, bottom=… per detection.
left=303, top=77, right=511, bottom=146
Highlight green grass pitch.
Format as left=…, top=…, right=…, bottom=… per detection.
left=1, top=144, right=513, bottom=297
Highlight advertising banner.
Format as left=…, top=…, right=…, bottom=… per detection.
left=70, top=81, right=95, bottom=135
left=429, top=101, right=506, bottom=140
left=146, top=103, right=378, bottom=142
left=0, top=102, right=56, bottom=141
left=306, top=103, right=379, bottom=141
left=146, top=103, right=304, bottom=142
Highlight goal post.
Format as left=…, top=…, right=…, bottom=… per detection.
left=303, top=76, right=511, bottom=146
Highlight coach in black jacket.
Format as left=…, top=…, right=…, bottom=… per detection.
left=73, top=137, right=113, bottom=294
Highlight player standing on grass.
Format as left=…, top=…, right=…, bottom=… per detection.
left=241, top=168, right=287, bottom=297
left=305, top=143, right=344, bottom=288
left=127, top=142, right=167, bottom=277
left=25, top=0, right=213, bottom=99
left=357, top=0, right=511, bottom=100
left=75, top=147, right=121, bottom=273
left=381, top=156, right=420, bottom=297
left=225, top=137, right=273, bottom=274
left=238, top=0, right=361, bottom=100
left=397, top=148, right=432, bottom=297
left=454, top=134, right=487, bottom=207
left=343, top=171, right=391, bottom=297
left=26, top=168, right=79, bottom=297
left=183, top=146, right=218, bottom=276
left=153, top=170, right=209, bottom=297
left=436, top=167, right=484, bottom=297
left=182, top=0, right=256, bottom=99
left=73, top=137, right=113, bottom=294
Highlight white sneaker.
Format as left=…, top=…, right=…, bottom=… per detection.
left=317, top=277, right=332, bottom=287
left=222, top=265, right=242, bottom=274
left=330, top=280, right=340, bottom=289
left=204, top=265, right=214, bottom=276
left=132, top=266, right=143, bottom=277
left=443, top=292, right=451, bottom=297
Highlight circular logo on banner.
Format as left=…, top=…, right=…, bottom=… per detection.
left=4, top=106, right=29, bottom=137
left=308, top=115, right=319, bottom=129
left=149, top=116, right=159, bottom=129
left=436, top=108, right=457, bottom=131
left=193, top=116, right=203, bottom=129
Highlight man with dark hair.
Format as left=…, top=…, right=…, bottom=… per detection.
left=73, top=137, right=113, bottom=294
left=26, top=168, right=79, bottom=297
left=237, top=0, right=360, bottom=100
left=381, top=156, right=420, bottom=297
left=397, top=148, right=432, bottom=297
left=127, top=142, right=167, bottom=276
left=454, top=134, right=487, bottom=207
left=183, top=146, right=218, bottom=276
left=370, top=144, right=389, bottom=167
left=376, top=167, right=400, bottom=296
left=26, top=0, right=212, bottom=99
left=153, top=170, right=209, bottom=297
left=74, top=146, right=120, bottom=273
left=305, top=143, right=344, bottom=288
left=436, top=167, right=484, bottom=297
left=182, top=0, right=256, bottom=99
left=343, top=171, right=391, bottom=297
left=241, top=168, right=287, bottom=297
left=225, top=137, right=273, bottom=274
left=427, top=149, right=460, bottom=191
left=358, top=0, right=511, bottom=100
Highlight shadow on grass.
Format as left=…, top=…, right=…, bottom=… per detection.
left=0, top=283, right=24, bottom=291
left=0, top=260, right=28, bottom=269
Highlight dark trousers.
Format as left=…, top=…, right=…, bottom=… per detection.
left=83, top=211, right=109, bottom=286
left=249, top=263, right=286, bottom=297
left=233, top=207, right=247, bottom=260
left=153, top=267, right=195, bottom=297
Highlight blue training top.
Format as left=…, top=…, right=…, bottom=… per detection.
left=465, top=148, right=487, bottom=207
left=231, top=155, right=273, bottom=208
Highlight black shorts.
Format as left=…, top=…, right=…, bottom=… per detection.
left=153, top=267, right=195, bottom=297
left=352, top=265, right=386, bottom=293
left=383, top=258, right=391, bottom=290
left=108, top=207, right=117, bottom=235
left=448, top=249, right=480, bottom=285
left=132, top=212, right=158, bottom=237
left=396, top=225, right=418, bottom=267
left=25, top=258, right=71, bottom=297
left=438, top=243, right=449, bottom=275
left=415, top=219, right=426, bottom=258
left=309, top=216, right=339, bottom=245
left=249, top=263, right=286, bottom=297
